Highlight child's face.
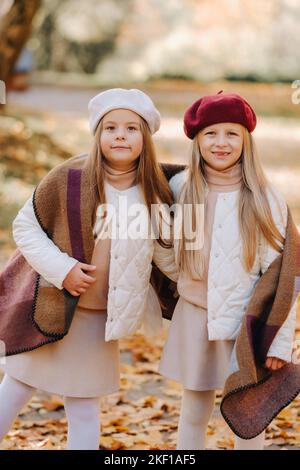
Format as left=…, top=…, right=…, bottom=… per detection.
left=100, top=109, right=143, bottom=168
left=197, top=122, right=244, bottom=171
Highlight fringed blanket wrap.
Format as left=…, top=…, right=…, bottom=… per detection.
left=0, top=153, right=183, bottom=356
left=220, top=207, right=300, bottom=439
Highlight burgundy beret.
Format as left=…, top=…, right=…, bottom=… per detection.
left=183, top=91, right=257, bottom=139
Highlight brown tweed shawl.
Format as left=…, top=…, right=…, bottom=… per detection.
left=0, top=153, right=184, bottom=356
left=220, top=207, right=300, bottom=439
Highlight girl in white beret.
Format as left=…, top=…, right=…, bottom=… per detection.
left=157, top=91, right=299, bottom=450
left=0, top=88, right=179, bottom=449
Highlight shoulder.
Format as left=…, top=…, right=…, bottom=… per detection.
left=47, top=153, right=88, bottom=178
left=160, top=162, right=186, bottom=181
left=169, top=170, right=188, bottom=201
left=36, top=153, right=88, bottom=190
left=33, top=153, right=89, bottom=214
left=265, top=183, right=287, bottom=226
left=266, top=183, right=287, bottom=209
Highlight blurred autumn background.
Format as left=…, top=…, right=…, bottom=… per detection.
left=0, top=0, right=300, bottom=450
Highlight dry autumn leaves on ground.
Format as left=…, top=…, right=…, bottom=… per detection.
left=0, top=329, right=300, bottom=450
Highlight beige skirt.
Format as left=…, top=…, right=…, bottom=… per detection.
left=0, top=305, right=120, bottom=398
left=158, top=297, right=235, bottom=391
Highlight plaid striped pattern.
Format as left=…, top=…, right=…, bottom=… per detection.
left=0, top=154, right=183, bottom=356
left=0, top=154, right=93, bottom=355
left=221, top=208, right=300, bottom=439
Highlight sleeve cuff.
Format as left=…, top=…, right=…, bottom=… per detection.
left=48, top=257, right=78, bottom=290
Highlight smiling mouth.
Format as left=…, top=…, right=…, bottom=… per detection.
left=212, top=151, right=231, bottom=156
left=112, top=146, right=130, bottom=149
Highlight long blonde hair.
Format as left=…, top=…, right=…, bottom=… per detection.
left=177, top=127, right=285, bottom=278
left=84, top=117, right=173, bottom=247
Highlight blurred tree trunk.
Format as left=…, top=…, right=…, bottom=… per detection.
left=0, top=0, right=40, bottom=84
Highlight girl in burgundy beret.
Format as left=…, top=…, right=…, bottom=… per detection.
left=158, top=91, right=297, bottom=449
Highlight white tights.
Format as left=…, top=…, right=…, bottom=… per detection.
left=0, top=374, right=101, bottom=450
left=177, top=389, right=265, bottom=450
left=0, top=376, right=265, bottom=450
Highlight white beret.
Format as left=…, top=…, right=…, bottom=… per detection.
left=88, top=88, right=161, bottom=135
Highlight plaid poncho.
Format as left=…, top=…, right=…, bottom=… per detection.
left=220, top=207, right=300, bottom=438
left=0, top=153, right=183, bottom=356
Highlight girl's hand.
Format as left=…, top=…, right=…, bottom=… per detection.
left=264, top=356, right=287, bottom=371
left=62, top=262, right=97, bottom=296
